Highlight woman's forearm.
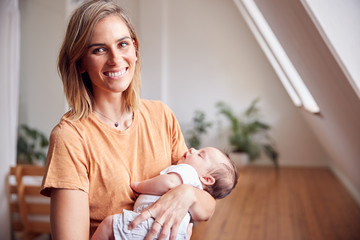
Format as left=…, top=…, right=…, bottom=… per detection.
left=188, top=186, right=216, bottom=221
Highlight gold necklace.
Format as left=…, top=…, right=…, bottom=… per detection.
left=93, top=110, right=120, bottom=127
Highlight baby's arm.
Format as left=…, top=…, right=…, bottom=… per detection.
left=131, top=173, right=182, bottom=195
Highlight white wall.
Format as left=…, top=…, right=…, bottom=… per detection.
left=139, top=0, right=329, bottom=166
left=302, top=0, right=360, bottom=98
left=138, top=0, right=165, bottom=101
left=17, top=0, right=330, bottom=168
left=19, top=0, right=67, bottom=137
left=1, top=0, right=20, bottom=238
left=253, top=0, right=360, bottom=203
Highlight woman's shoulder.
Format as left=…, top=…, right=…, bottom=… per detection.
left=140, top=99, right=172, bottom=115
left=138, top=100, right=179, bottom=131
left=50, top=114, right=87, bottom=140
left=140, top=99, right=167, bottom=109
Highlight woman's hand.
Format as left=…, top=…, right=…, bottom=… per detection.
left=129, top=184, right=193, bottom=240
left=128, top=184, right=215, bottom=240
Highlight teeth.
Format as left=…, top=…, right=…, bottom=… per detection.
left=108, top=69, right=126, bottom=77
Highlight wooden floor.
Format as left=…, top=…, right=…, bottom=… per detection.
left=191, top=167, right=360, bottom=240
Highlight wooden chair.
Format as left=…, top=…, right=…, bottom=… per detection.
left=8, top=165, right=51, bottom=240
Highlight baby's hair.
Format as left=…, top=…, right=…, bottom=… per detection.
left=205, top=150, right=238, bottom=199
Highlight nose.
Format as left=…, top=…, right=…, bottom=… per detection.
left=189, top=148, right=197, bottom=154
left=107, top=48, right=121, bottom=65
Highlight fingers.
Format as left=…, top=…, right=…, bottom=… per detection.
left=130, top=182, right=139, bottom=190
left=154, top=219, right=163, bottom=228
left=146, top=216, right=181, bottom=240
left=168, top=219, right=180, bottom=240
left=144, top=207, right=168, bottom=240
left=156, top=221, right=171, bottom=240
left=128, top=208, right=153, bottom=230
left=130, top=182, right=140, bottom=197
left=142, top=208, right=183, bottom=240
left=131, top=187, right=193, bottom=239
left=145, top=219, right=163, bottom=240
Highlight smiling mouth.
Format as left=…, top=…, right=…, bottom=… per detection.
left=104, top=68, right=127, bottom=78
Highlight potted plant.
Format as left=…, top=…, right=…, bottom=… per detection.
left=17, top=124, right=49, bottom=165
left=186, top=110, right=212, bottom=149
left=216, top=98, right=278, bottom=168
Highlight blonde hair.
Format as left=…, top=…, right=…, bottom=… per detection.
left=58, top=0, right=141, bottom=120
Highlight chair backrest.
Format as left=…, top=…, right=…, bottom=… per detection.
left=9, top=165, right=51, bottom=238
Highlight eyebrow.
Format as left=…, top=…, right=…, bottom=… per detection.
left=87, top=36, right=131, bottom=49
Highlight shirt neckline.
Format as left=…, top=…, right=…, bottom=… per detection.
left=90, top=108, right=138, bottom=134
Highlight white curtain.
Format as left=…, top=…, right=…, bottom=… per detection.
left=0, top=0, right=20, bottom=238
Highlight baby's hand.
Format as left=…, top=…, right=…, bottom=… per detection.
left=131, top=182, right=140, bottom=198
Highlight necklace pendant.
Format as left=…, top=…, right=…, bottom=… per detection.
left=115, top=122, right=119, bottom=127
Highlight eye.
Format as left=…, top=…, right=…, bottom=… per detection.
left=119, top=41, right=129, bottom=48
left=92, top=47, right=106, bottom=54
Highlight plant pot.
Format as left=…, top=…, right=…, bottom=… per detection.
left=229, top=152, right=249, bottom=168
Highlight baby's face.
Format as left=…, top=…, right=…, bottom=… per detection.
left=178, top=147, right=228, bottom=177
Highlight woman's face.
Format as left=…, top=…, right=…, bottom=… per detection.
left=81, top=15, right=137, bottom=97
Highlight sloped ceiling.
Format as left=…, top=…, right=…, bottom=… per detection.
left=247, top=0, right=360, bottom=203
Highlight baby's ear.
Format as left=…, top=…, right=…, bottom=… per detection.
left=200, top=175, right=215, bottom=186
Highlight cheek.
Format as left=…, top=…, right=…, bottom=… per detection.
left=83, top=56, right=104, bottom=71
left=87, top=59, right=102, bottom=70
left=129, top=56, right=137, bottom=67
left=125, top=49, right=138, bottom=64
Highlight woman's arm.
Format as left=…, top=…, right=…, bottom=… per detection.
left=129, top=184, right=215, bottom=240
left=188, top=186, right=216, bottom=221
left=50, top=189, right=89, bottom=240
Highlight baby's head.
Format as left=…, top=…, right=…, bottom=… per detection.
left=178, top=147, right=238, bottom=199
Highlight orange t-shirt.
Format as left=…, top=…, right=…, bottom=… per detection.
left=41, top=100, right=188, bottom=235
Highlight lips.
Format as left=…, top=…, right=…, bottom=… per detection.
left=104, top=68, right=127, bottom=78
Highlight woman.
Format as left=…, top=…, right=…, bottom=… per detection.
left=40, top=0, right=215, bottom=239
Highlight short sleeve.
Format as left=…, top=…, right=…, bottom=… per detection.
left=41, top=121, right=90, bottom=197
left=162, top=103, right=188, bottom=164
left=160, top=164, right=203, bottom=190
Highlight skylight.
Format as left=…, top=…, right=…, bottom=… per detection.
left=234, top=0, right=320, bottom=113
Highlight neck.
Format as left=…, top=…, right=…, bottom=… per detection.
left=92, top=98, right=133, bottom=130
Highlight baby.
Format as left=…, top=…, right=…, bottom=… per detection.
left=92, top=147, right=238, bottom=240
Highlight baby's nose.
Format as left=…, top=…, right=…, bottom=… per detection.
left=189, top=148, right=197, bottom=154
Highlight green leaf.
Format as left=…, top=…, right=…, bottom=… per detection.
left=245, top=98, right=260, bottom=117
left=40, top=135, right=49, bottom=147
left=16, top=124, right=49, bottom=165
left=216, top=98, right=278, bottom=167
left=186, top=110, right=212, bottom=148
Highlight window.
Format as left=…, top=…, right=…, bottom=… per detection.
left=234, top=0, right=320, bottom=113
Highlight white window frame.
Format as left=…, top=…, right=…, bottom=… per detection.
left=233, top=0, right=320, bottom=113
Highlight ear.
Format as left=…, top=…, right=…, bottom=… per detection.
left=79, top=60, right=86, bottom=74
left=133, top=40, right=138, bottom=61
left=200, top=175, right=215, bottom=186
